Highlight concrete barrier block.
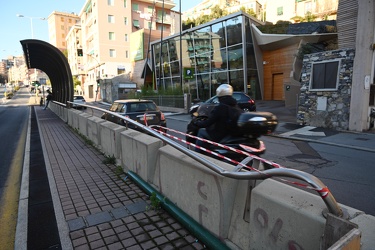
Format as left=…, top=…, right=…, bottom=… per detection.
left=78, top=113, right=91, bottom=137
left=227, top=178, right=259, bottom=249
left=247, top=179, right=326, bottom=250
left=350, top=213, right=375, bottom=250
left=87, top=116, right=106, bottom=147
left=120, top=130, right=163, bottom=181
left=156, top=145, right=239, bottom=238
left=71, top=110, right=83, bottom=130
left=67, top=109, right=74, bottom=127
left=99, top=122, right=126, bottom=159
left=120, top=129, right=143, bottom=172
left=61, top=106, right=68, bottom=122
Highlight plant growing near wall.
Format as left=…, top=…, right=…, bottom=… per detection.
left=146, top=192, right=161, bottom=211
left=115, top=165, right=124, bottom=178
left=103, top=154, right=116, bottom=165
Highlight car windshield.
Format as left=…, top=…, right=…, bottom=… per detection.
left=74, top=96, right=84, bottom=100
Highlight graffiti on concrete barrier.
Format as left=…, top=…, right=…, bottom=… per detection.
left=254, top=208, right=304, bottom=250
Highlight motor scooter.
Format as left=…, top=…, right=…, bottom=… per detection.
left=186, top=103, right=278, bottom=165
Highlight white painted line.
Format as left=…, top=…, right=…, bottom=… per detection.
left=280, top=126, right=326, bottom=137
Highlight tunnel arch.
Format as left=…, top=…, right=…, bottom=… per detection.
left=20, top=39, right=73, bottom=104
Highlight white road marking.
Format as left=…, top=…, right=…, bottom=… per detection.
left=280, top=126, right=326, bottom=137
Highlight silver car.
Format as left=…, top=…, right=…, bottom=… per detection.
left=72, top=95, right=87, bottom=109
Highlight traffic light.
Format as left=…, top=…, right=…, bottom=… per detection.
left=96, top=79, right=100, bottom=87
left=77, top=49, right=83, bottom=57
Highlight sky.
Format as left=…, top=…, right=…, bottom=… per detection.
left=0, top=0, right=201, bottom=60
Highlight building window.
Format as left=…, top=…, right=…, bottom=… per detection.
left=133, top=19, right=140, bottom=28
left=61, top=17, right=64, bottom=22
left=109, top=32, right=115, bottom=40
left=124, top=0, right=127, bottom=8
left=277, top=7, right=283, bottom=16
left=108, top=0, right=114, bottom=6
left=108, top=15, right=115, bottom=23
left=157, top=24, right=168, bottom=31
left=309, top=60, right=340, bottom=91
left=148, top=22, right=152, bottom=29
left=132, top=3, right=139, bottom=11
left=110, top=49, right=116, bottom=57
left=305, top=1, right=312, bottom=14
left=124, top=17, right=128, bottom=25
left=148, top=6, right=153, bottom=13
left=125, top=34, right=128, bottom=41
left=125, top=50, right=129, bottom=58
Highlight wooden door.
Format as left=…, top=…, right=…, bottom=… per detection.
left=272, top=73, right=284, bottom=100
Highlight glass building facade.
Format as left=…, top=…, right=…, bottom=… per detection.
left=150, top=12, right=263, bottom=101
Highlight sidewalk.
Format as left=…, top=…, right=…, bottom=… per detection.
left=21, top=106, right=208, bottom=249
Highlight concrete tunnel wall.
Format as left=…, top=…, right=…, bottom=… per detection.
left=48, top=103, right=375, bottom=250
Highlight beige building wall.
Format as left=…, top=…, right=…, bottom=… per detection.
left=47, top=11, right=80, bottom=51
left=265, top=0, right=338, bottom=24
left=76, top=0, right=177, bottom=100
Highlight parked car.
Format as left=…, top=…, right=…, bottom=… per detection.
left=72, top=95, right=87, bottom=109
left=101, top=99, right=167, bottom=131
left=189, top=91, right=256, bottom=115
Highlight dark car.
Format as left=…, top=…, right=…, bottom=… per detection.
left=189, top=92, right=256, bottom=115
left=101, top=99, right=167, bottom=131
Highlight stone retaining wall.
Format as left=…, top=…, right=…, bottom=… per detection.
left=297, top=49, right=355, bottom=130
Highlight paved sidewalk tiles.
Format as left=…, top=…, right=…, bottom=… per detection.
left=36, top=107, right=208, bottom=249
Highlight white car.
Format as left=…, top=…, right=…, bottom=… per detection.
left=72, top=95, right=87, bottom=109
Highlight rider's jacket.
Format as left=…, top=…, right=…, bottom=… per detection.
left=194, top=95, right=241, bottom=142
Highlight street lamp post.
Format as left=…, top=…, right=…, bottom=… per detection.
left=17, top=14, right=46, bottom=88
left=16, top=14, right=46, bottom=39
left=86, top=54, right=101, bottom=102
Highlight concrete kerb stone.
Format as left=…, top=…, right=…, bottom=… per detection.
left=350, top=214, right=375, bottom=249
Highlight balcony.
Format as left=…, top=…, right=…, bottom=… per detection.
left=155, top=15, right=172, bottom=25
left=135, top=0, right=175, bottom=9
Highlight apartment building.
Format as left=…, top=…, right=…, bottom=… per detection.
left=63, top=0, right=179, bottom=100
left=66, top=24, right=85, bottom=95
left=47, top=11, right=80, bottom=51
left=265, top=0, right=338, bottom=24
left=182, top=0, right=263, bottom=22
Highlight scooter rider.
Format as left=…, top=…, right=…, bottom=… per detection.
left=193, top=84, right=242, bottom=153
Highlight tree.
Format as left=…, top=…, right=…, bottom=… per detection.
left=73, top=76, right=81, bottom=89
left=239, top=7, right=257, bottom=18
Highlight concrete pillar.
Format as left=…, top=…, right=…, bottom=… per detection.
left=349, top=1, right=375, bottom=131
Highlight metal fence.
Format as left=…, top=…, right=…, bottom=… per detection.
left=142, top=95, right=185, bottom=108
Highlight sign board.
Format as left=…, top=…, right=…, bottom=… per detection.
left=184, top=68, right=195, bottom=79
left=130, top=30, right=144, bottom=61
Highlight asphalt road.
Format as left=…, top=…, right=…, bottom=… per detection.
left=0, top=87, right=30, bottom=249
